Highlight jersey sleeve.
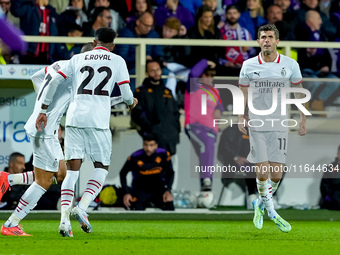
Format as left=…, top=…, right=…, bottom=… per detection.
left=58, top=58, right=73, bottom=80
left=238, top=63, right=250, bottom=87
left=116, top=57, right=130, bottom=86
left=31, top=68, right=46, bottom=92
left=290, top=61, right=303, bottom=85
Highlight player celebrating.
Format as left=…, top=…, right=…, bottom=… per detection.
left=238, top=24, right=308, bottom=232
left=36, top=27, right=137, bottom=235
left=0, top=43, right=99, bottom=237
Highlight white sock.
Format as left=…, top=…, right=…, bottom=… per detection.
left=256, top=178, right=276, bottom=219
left=78, top=168, right=108, bottom=211
left=4, top=182, right=46, bottom=227
left=269, top=179, right=280, bottom=195
left=10, top=171, right=35, bottom=186
left=60, top=170, right=79, bottom=222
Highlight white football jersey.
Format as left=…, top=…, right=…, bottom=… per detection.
left=25, top=61, right=71, bottom=137
left=239, top=53, right=303, bottom=131
left=58, top=47, right=130, bottom=129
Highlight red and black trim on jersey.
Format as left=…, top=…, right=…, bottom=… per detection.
left=58, top=71, right=67, bottom=79
left=258, top=53, right=280, bottom=64
left=291, top=79, right=303, bottom=85
left=238, top=83, right=249, bottom=87
left=94, top=46, right=110, bottom=52
left=118, top=80, right=130, bottom=85
left=45, top=66, right=48, bottom=74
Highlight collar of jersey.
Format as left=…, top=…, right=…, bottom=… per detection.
left=258, top=51, right=280, bottom=64
left=94, top=46, right=110, bottom=52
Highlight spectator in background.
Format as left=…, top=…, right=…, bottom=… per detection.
left=131, top=60, right=180, bottom=156
left=11, top=0, right=59, bottom=64
left=0, top=0, right=20, bottom=27
left=115, top=12, right=163, bottom=91
left=58, top=0, right=88, bottom=35
left=203, top=0, right=224, bottom=28
left=320, top=145, right=340, bottom=210
left=297, top=10, right=339, bottom=112
left=89, top=0, right=125, bottom=32
left=238, top=0, right=267, bottom=40
left=54, top=24, right=83, bottom=60
left=120, top=133, right=174, bottom=211
left=82, top=7, right=111, bottom=37
left=187, top=5, right=222, bottom=68
left=267, top=4, right=296, bottom=40
left=296, top=0, right=336, bottom=41
left=49, top=0, right=69, bottom=13
left=126, top=0, right=153, bottom=24
left=0, top=153, right=28, bottom=210
left=274, top=0, right=297, bottom=26
left=153, top=0, right=201, bottom=15
left=154, top=0, right=195, bottom=31
left=184, top=59, right=223, bottom=207
left=219, top=5, right=254, bottom=76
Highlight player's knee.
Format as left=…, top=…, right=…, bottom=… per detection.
left=270, top=177, right=282, bottom=183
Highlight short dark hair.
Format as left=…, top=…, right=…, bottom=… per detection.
left=67, top=23, right=83, bottom=34
left=143, top=133, right=158, bottom=143
left=91, top=7, right=110, bottom=21
left=203, top=66, right=216, bottom=77
left=95, top=27, right=117, bottom=43
left=225, top=4, right=241, bottom=14
left=145, top=59, right=161, bottom=72
left=257, top=24, right=280, bottom=39
left=9, top=152, right=25, bottom=163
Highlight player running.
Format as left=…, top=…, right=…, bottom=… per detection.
left=238, top=24, right=308, bottom=233
left=35, top=27, right=137, bottom=235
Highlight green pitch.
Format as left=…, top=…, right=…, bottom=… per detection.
left=1, top=219, right=340, bottom=255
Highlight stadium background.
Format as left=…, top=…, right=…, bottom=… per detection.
left=0, top=37, right=339, bottom=208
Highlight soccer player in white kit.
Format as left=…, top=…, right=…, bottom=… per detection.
left=0, top=43, right=100, bottom=237
left=36, top=28, right=137, bottom=235
left=238, top=24, right=308, bottom=232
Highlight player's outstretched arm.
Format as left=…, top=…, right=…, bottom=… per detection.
left=293, top=83, right=307, bottom=136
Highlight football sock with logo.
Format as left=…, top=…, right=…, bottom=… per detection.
left=78, top=168, right=108, bottom=211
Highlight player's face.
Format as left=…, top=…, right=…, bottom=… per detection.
left=146, top=62, right=162, bottom=81
left=143, top=140, right=158, bottom=156
left=257, top=31, right=279, bottom=55
left=162, top=25, right=178, bottom=38
left=10, top=156, right=26, bottom=174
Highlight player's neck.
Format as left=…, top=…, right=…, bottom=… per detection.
left=261, top=51, right=277, bottom=63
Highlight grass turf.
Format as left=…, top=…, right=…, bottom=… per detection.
left=1, top=220, right=340, bottom=255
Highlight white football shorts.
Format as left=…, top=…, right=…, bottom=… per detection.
left=65, top=126, right=112, bottom=166
left=29, top=135, right=63, bottom=172
left=247, top=130, right=288, bottom=164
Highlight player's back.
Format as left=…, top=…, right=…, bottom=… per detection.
left=62, top=47, right=130, bottom=129
left=25, top=60, right=71, bottom=137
